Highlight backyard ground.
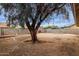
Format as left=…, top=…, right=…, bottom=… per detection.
left=0, top=31, right=79, bottom=56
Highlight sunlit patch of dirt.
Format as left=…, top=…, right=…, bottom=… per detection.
left=0, top=33, right=79, bottom=56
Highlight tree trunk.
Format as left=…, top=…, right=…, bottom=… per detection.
left=30, top=30, right=38, bottom=43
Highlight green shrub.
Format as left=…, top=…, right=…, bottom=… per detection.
left=1, top=29, right=4, bottom=35
left=44, top=25, right=59, bottom=29
left=10, top=25, right=16, bottom=29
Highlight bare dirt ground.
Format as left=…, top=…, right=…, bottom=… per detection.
left=0, top=32, right=79, bottom=56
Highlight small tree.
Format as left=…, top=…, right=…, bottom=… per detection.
left=0, top=3, right=70, bottom=43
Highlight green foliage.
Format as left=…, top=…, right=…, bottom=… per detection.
left=1, top=29, right=4, bottom=35
left=10, top=25, right=16, bottom=29
left=0, top=3, right=68, bottom=29
left=44, top=25, right=59, bottom=29
left=19, top=19, right=25, bottom=29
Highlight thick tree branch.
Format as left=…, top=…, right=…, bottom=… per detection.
left=31, top=4, right=47, bottom=29
left=24, top=17, right=32, bottom=31
left=55, top=3, right=66, bottom=11
left=35, top=4, right=66, bottom=30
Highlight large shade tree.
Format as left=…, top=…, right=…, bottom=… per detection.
left=0, top=3, right=71, bottom=43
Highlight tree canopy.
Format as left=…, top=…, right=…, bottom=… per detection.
left=0, top=3, right=71, bottom=43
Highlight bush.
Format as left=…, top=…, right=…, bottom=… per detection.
left=44, top=25, right=59, bottom=29
left=1, top=29, right=4, bottom=35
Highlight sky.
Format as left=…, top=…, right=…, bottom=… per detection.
left=0, top=6, right=75, bottom=27
left=41, top=9, right=75, bottom=27
left=0, top=15, right=6, bottom=23
left=41, top=5, right=75, bottom=27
